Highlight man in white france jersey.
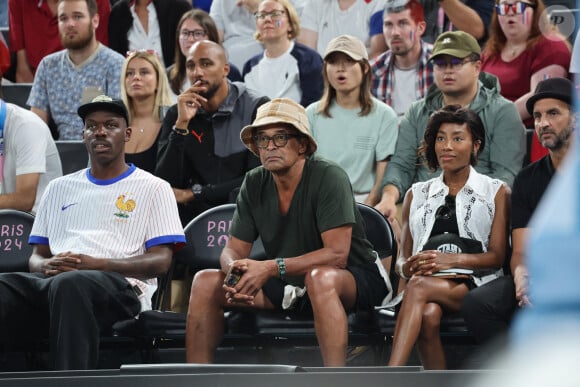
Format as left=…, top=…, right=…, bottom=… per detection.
left=0, top=95, right=185, bottom=370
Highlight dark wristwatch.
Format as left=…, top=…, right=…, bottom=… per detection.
left=191, top=183, right=203, bottom=200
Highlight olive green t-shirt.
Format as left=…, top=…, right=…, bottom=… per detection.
left=230, top=156, right=376, bottom=286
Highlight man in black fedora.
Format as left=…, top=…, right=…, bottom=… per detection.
left=461, top=77, right=576, bottom=347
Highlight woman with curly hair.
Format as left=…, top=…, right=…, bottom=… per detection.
left=388, top=105, right=510, bottom=369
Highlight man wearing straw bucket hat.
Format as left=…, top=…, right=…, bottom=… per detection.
left=185, top=98, right=391, bottom=367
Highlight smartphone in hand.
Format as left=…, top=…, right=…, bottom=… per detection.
left=224, top=265, right=242, bottom=288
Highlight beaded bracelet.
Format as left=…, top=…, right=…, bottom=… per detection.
left=275, top=257, right=286, bottom=281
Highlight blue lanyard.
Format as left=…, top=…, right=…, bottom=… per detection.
left=0, top=100, right=6, bottom=138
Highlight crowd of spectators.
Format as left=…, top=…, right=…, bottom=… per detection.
left=0, top=0, right=579, bottom=373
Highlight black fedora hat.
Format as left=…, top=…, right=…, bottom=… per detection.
left=526, top=77, right=573, bottom=115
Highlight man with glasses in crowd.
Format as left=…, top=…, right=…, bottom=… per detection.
left=185, top=98, right=390, bottom=367
left=375, top=30, right=525, bottom=228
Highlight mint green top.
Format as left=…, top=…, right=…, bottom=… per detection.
left=306, top=98, right=398, bottom=194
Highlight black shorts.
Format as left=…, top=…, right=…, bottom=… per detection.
left=261, top=262, right=388, bottom=313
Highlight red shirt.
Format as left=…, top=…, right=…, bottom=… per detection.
left=8, top=0, right=110, bottom=73
left=482, top=36, right=571, bottom=162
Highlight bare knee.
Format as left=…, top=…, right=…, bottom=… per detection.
left=305, top=267, right=357, bottom=312
left=420, top=303, right=442, bottom=341
left=304, top=267, right=340, bottom=297
left=189, top=269, right=225, bottom=303
left=404, top=275, right=432, bottom=301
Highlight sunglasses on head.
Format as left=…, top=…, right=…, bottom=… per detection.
left=126, top=49, right=159, bottom=58
left=495, top=1, right=535, bottom=16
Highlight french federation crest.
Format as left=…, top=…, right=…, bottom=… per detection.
left=114, top=193, right=136, bottom=219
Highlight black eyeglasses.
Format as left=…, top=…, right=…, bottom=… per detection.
left=253, top=133, right=301, bottom=149
left=254, top=10, right=286, bottom=21
left=432, top=58, right=474, bottom=71
left=495, top=1, right=535, bottom=16
left=180, top=29, right=207, bottom=40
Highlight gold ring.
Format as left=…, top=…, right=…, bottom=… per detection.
left=419, top=260, right=425, bottom=265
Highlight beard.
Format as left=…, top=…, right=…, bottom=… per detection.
left=198, top=81, right=221, bottom=100
left=391, top=44, right=411, bottom=56
left=540, top=126, right=572, bottom=150
left=61, top=24, right=94, bottom=50
left=389, top=37, right=414, bottom=57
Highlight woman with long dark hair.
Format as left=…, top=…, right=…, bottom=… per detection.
left=167, top=9, right=242, bottom=101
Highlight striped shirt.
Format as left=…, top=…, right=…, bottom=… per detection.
left=29, top=164, right=185, bottom=311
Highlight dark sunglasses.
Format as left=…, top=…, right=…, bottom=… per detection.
left=435, top=195, right=456, bottom=220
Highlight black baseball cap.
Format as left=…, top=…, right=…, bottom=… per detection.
left=77, top=95, right=129, bottom=125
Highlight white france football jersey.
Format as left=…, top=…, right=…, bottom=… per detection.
left=29, top=164, right=185, bottom=311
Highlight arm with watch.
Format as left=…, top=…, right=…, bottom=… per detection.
left=220, top=229, right=351, bottom=305
left=155, top=107, right=252, bottom=206
left=158, top=129, right=244, bottom=206
left=156, top=86, right=207, bottom=194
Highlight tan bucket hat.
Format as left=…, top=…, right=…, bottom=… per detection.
left=240, top=98, right=317, bottom=156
